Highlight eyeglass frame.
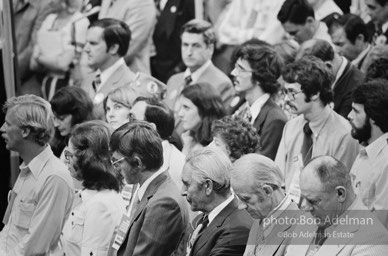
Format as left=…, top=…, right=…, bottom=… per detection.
left=283, top=88, right=303, bottom=100
left=233, top=62, right=254, bottom=75
left=111, top=156, right=126, bottom=167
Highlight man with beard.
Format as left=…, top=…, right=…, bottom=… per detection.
left=348, top=78, right=388, bottom=228
left=275, top=57, right=359, bottom=204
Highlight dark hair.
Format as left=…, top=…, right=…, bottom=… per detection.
left=365, top=58, right=388, bottom=81
left=235, top=44, right=284, bottom=95
left=337, top=14, right=370, bottom=44
left=298, top=39, right=335, bottom=61
left=305, top=156, right=352, bottom=192
left=133, top=97, right=174, bottom=140
left=110, top=121, right=164, bottom=171
left=283, top=56, right=334, bottom=105
left=181, top=19, right=216, bottom=46
left=181, top=83, right=226, bottom=146
left=352, top=79, right=388, bottom=133
left=277, top=0, right=315, bottom=25
left=50, top=86, right=94, bottom=127
left=375, top=0, right=388, bottom=6
left=89, top=18, right=131, bottom=57
left=70, top=120, right=122, bottom=192
left=211, top=116, right=261, bottom=161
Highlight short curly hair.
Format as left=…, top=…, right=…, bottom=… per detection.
left=211, top=116, right=261, bottom=161
left=235, top=44, right=284, bottom=95
left=365, top=58, right=388, bottom=81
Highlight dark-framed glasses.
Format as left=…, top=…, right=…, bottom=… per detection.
left=283, top=88, right=303, bottom=100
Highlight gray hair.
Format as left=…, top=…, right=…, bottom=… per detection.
left=3, top=95, right=54, bottom=145
left=185, top=147, right=231, bottom=194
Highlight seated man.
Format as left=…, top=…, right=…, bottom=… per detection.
left=182, top=148, right=252, bottom=256
left=109, top=121, right=189, bottom=256
left=285, top=156, right=388, bottom=255
left=277, top=0, right=333, bottom=46
left=81, top=18, right=165, bottom=120
left=231, top=153, right=300, bottom=256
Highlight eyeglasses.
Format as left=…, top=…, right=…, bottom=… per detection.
left=64, top=150, right=74, bottom=161
left=283, top=88, right=303, bottom=100
left=111, top=157, right=126, bottom=168
left=233, top=63, right=253, bottom=75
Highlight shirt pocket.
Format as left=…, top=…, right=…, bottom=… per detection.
left=14, top=202, right=36, bottom=229
left=68, top=215, right=85, bottom=243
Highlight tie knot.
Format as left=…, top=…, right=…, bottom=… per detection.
left=201, top=215, right=209, bottom=227
left=92, top=73, right=101, bottom=92
left=303, top=122, right=313, bottom=136
left=184, top=75, right=193, bottom=86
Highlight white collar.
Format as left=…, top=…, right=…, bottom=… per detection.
left=382, top=21, right=388, bottom=33
left=249, top=93, right=270, bottom=124
left=137, top=166, right=167, bottom=201
left=97, top=58, right=125, bottom=91
left=333, top=56, right=348, bottom=88
left=351, top=44, right=371, bottom=67
left=184, top=60, right=212, bottom=83
left=208, top=194, right=234, bottom=224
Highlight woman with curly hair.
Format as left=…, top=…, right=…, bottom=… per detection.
left=210, top=115, right=261, bottom=162
left=178, top=83, right=226, bottom=155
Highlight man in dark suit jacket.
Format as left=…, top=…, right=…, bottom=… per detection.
left=151, top=0, right=195, bottom=83
left=165, top=19, right=235, bottom=115
left=181, top=148, right=252, bottom=256
left=109, top=121, right=189, bottom=256
left=365, top=0, right=388, bottom=45
left=231, top=43, right=287, bottom=160
left=81, top=19, right=165, bottom=120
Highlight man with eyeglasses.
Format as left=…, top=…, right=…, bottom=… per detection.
left=231, top=153, right=300, bottom=256
left=0, top=95, right=74, bottom=255
left=275, top=57, right=359, bottom=204
left=231, top=42, right=287, bottom=161
left=108, top=121, right=189, bottom=256
left=181, top=147, right=252, bottom=256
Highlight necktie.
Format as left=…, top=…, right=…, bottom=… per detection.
left=301, top=122, right=313, bottom=165
left=186, top=215, right=209, bottom=256
left=92, top=73, right=101, bottom=92
left=314, top=226, right=327, bottom=245
left=184, top=75, right=192, bottom=87
left=373, top=23, right=383, bottom=45
left=241, top=103, right=252, bottom=122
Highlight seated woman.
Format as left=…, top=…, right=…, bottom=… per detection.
left=30, top=0, right=89, bottom=100
left=61, top=120, right=126, bottom=256
left=209, top=115, right=261, bottom=162
left=178, top=83, right=226, bottom=155
left=50, top=86, right=94, bottom=159
left=103, top=86, right=137, bottom=130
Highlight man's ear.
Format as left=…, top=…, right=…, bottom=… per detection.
left=108, top=44, right=120, bottom=55
left=310, top=92, right=320, bottom=102
left=306, top=17, right=315, bottom=27
left=262, top=184, right=274, bottom=197
left=355, top=34, right=365, bottom=48
left=21, top=127, right=31, bottom=139
left=130, top=155, right=143, bottom=169
left=335, top=186, right=347, bottom=203
left=204, top=179, right=214, bottom=196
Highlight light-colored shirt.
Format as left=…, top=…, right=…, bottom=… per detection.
left=249, top=93, right=270, bottom=125
left=313, top=0, right=343, bottom=21
left=184, top=60, right=212, bottom=84
left=352, top=44, right=371, bottom=68
left=162, top=140, right=185, bottom=189
left=275, top=106, right=359, bottom=191
left=350, top=133, right=388, bottom=228
left=333, top=57, right=348, bottom=89
left=208, top=195, right=234, bottom=224
left=98, top=58, right=126, bottom=92
left=61, top=189, right=126, bottom=256
left=312, top=21, right=334, bottom=47
left=138, top=166, right=167, bottom=201
left=0, top=146, right=74, bottom=255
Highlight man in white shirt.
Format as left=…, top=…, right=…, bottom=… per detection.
left=109, top=121, right=189, bottom=256
left=277, top=0, right=333, bottom=46
left=348, top=79, right=388, bottom=229
left=0, top=95, right=74, bottom=255
left=181, top=147, right=252, bottom=256
left=81, top=18, right=165, bottom=120
left=231, top=153, right=300, bottom=256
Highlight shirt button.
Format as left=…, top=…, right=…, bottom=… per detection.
left=71, top=212, right=74, bottom=215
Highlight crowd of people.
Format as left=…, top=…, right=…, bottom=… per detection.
left=1, top=0, right=388, bottom=255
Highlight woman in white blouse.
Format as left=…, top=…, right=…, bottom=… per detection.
left=61, top=120, right=126, bottom=256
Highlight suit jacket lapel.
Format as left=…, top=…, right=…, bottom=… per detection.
left=253, top=98, right=272, bottom=134
left=192, top=198, right=238, bottom=253
left=98, top=63, right=137, bottom=96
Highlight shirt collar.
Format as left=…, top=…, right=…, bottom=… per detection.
left=308, top=105, right=332, bottom=137
left=80, top=188, right=99, bottom=202
left=352, top=44, right=371, bottom=68
left=364, top=133, right=388, bottom=159
left=208, top=194, right=234, bottom=224
left=98, top=58, right=125, bottom=88
left=382, top=21, right=388, bottom=33
left=137, top=166, right=167, bottom=201
left=184, top=60, right=212, bottom=83
left=249, top=93, right=270, bottom=123
left=263, top=194, right=291, bottom=231
left=19, top=145, right=53, bottom=179
left=333, top=56, right=348, bottom=88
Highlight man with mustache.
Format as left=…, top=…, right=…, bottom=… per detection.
left=275, top=57, right=359, bottom=203
left=348, top=78, right=388, bottom=229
